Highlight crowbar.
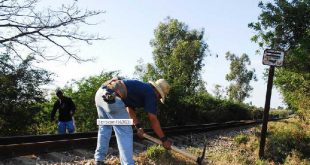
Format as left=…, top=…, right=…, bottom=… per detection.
left=142, top=133, right=206, bottom=165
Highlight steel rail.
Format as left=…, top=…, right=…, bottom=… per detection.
left=0, top=122, right=234, bottom=145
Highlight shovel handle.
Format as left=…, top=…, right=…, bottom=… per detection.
left=142, top=134, right=201, bottom=163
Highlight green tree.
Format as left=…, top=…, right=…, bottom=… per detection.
left=149, top=17, right=208, bottom=95
left=0, top=54, right=52, bottom=136
left=212, top=84, right=226, bottom=100
left=32, top=71, right=119, bottom=134
left=134, top=58, right=158, bottom=82
left=249, top=0, right=310, bottom=120
left=135, top=17, right=209, bottom=125
left=59, top=71, right=119, bottom=132
left=225, top=52, right=256, bottom=103
left=0, top=0, right=106, bottom=135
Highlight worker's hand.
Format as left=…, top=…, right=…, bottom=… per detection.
left=162, top=139, right=172, bottom=150
left=133, top=123, right=144, bottom=138
left=136, top=128, right=145, bottom=138
left=160, top=136, right=172, bottom=150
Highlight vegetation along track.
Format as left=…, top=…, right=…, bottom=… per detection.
left=0, top=119, right=282, bottom=163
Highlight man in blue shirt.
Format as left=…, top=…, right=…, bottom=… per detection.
left=94, top=78, right=171, bottom=165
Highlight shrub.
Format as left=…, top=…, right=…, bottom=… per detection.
left=270, top=109, right=290, bottom=119
left=255, top=159, right=268, bottom=165
left=284, top=150, right=309, bottom=165
left=145, top=145, right=170, bottom=161
left=234, top=134, right=250, bottom=145
left=265, top=119, right=310, bottom=163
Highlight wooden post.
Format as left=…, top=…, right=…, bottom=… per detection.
left=259, top=65, right=275, bottom=159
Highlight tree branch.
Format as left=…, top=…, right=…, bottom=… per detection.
left=0, top=0, right=105, bottom=62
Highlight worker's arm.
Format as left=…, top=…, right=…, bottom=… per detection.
left=148, top=112, right=172, bottom=149
left=126, top=107, right=144, bottom=138
left=126, top=107, right=139, bottom=125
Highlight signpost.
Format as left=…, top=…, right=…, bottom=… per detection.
left=259, top=49, right=284, bottom=159
left=262, top=49, right=285, bottom=66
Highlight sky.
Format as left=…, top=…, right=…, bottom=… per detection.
left=38, top=0, right=285, bottom=108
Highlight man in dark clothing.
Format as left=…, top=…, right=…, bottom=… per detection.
left=51, top=89, right=76, bottom=134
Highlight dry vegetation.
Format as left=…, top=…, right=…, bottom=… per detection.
left=202, top=117, right=310, bottom=165
left=125, top=117, right=309, bottom=165
left=6, top=117, right=306, bottom=165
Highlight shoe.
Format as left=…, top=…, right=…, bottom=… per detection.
left=95, top=161, right=105, bottom=165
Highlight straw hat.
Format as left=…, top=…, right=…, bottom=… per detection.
left=149, top=79, right=170, bottom=104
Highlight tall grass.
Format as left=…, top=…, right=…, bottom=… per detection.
left=206, top=117, right=310, bottom=164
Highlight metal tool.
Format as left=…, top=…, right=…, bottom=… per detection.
left=142, top=133, right=206, bottom=165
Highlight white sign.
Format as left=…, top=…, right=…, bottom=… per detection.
left=262, top=49, right=284, bottom=66
left=97, top=119, right=133, bottom=125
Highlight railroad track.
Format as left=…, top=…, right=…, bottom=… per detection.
left=0, top=119, right=270, bottom=161
left=1, top=119, right=286, bottom=164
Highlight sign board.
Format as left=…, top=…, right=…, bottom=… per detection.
left=262, top=49, right=284, bottom=66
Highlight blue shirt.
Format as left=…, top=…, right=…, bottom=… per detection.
left=122, top=80, right=157, bottom=115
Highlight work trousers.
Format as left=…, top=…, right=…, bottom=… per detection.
left=94, top=87, right=134, bottom=165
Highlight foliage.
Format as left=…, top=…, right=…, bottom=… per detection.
left=274, top=68, right=310, bottom=121
left=53, top=71, right=257, bottom=131
left=265, top=119, right=310, bottom=163
left=43, top=73, right=256, bottom=133
left=145, top=145, right=170, bottom=161
left=56, top=71, right=119, bottom=133
left=135, top=17, right=211, bottom=125
left=255, top=159, right=268, bottom=165
left=134, top=58, right=158, bottom=82
left=284, top=150, right=309, bottom=165
left=207, top=118, right=310, bottom=165
left=225, top=52, right=256, bottom=103
left=248, top=0, right=310, bottom=51
left=146, top=17, right=208, bottom=94
left=31, top=102, right=58, bottom=134
left=212, top=84, right=226, bottom=100
left=234, top=134, right=249, bottom=145
left=27, top=71, right=119, bottom=135
left=249, top=0, right=310, bottom=120
left=132, top=17, right=261, bottom=127
left=269, top=109, right=290, bottom=119
left=0, top=0, right=105, bottom=62
left=142, top=144, right=196, bottom=165
left=251, top=108, right=264, bottom=120
left=204, top=100, right=253, bottom=122
left=158, top=90, right=255, bottom=126
left=0, top=0, right=107, bottom=136
left=0, top=53, right=52, bottom=136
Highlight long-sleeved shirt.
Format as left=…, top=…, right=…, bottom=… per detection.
left=51, top=96, right=76, bottom=122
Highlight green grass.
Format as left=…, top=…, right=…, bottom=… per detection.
left=234, top=134, right=249, bottom=145
left=145, top=145, right=169, bottom=161
left=206, top=117, right=310, bottom=165
left=141, top=117, right=310, bottom=164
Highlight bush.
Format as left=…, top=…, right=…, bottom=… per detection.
left=284, top=150, right=309, bottom=165
left=255, top=159, right=268, bottom=165
left=234, top=134, right=249, bottom=145
left=270, top=109, right=290, bottom=119
left=265, top=119, right=310, bottom=163
left=145, top=145, right=170, bottom=161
